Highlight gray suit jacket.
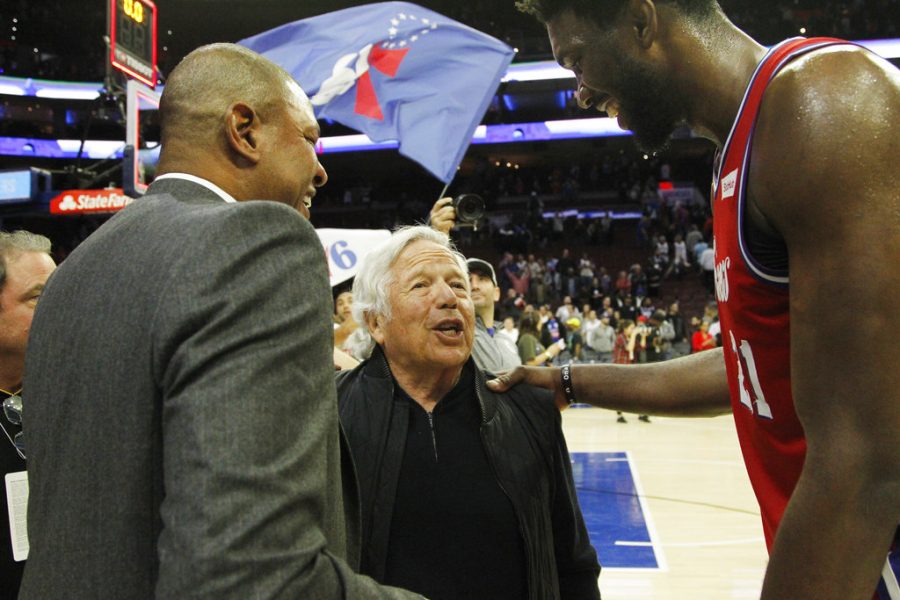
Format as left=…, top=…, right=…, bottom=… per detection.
left=20, top=179, right=419, bottom=599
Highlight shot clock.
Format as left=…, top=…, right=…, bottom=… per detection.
left=109, top=0, right=158, bottom=87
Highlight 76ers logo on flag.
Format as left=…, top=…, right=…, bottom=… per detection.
left=310, top=12, right=439, bottom=121
left=240, top=2, right=515, bottom=183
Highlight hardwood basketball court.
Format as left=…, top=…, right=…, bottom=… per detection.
left=563, top=408, right=769, bottom=599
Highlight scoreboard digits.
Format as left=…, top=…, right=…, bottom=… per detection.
left=109, top=0, right=157, bottom=88
left=123, top=0, right=144, bottom=23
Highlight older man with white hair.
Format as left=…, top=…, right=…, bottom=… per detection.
left=336, top=226, right=600, bottom=600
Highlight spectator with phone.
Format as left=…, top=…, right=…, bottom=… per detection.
left=517, top=313, right=564, bottom=367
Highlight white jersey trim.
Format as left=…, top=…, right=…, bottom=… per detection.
left=714, top=38, right=799, bottom=190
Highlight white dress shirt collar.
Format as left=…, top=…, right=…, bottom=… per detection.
left=153, top=173, right=237, bottom=203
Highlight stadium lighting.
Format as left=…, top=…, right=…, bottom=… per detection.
left=0, top=37, right=896, bottom=100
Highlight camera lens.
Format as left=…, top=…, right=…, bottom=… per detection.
left=453, top=194, right=485, bottom=223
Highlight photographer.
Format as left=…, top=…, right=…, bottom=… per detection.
left=646, top=310, right=675, bottom=363
left=428, top=195, right=484, bottom=235
left=429, top=196, right=458, bottom=235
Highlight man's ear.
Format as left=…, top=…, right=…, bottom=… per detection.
left=366, top=312, right=386, bottom=346
left=628, top=0, right=658, bottom=50
left=225, top=102, right=262, bottom=164
left=492, top=286, right=500, bottom=303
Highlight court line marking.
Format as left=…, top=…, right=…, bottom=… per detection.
left=605, top=457, right=744, bottom=467
left=601, top=567, right=665, bottom=574
left=615, top=537, right=765, bottom=548
left=622, top=449, right=669, bottom=572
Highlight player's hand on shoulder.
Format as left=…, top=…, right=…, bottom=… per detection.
left=487, top=366, right=568, bottom=411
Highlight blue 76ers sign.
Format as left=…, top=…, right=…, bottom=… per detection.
left=316, top=228, right=392, bottom=287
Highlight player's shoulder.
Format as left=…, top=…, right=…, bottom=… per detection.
left=761, top=43, right=899, bottom=131
left=779, top=42, right=889, bottom=80
left=752, top=43, right=899, bottom=194
left=747, top=43, right=899, bottom=240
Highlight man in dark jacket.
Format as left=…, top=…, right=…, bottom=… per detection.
left=337, top=225, right=601, bottom=600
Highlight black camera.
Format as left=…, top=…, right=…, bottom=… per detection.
left=452, top=194, right=485, bottom=224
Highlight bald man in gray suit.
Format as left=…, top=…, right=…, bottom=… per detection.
left=21, top=44, right=421, bottom=599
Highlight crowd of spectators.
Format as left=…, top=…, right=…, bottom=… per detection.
left=478, top=237, right=722, bottom=369
left=720, top=0, right=899, bottom=43
left=458, top=150, right=722, bottom=367
left=328, top=164, right=722, bottom=370
left=461, top=152, right=701, bottom=210
left=332, top=229, right=723, bottom=375
left=464, top=152, right=716, bottom=273
left=309, top=148, right=713, bottom=233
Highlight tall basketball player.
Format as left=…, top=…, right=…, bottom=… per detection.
left=489, top=1, right=900, bottom=598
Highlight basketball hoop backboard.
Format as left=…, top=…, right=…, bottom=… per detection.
left=124, top=79, right=161, bottom=197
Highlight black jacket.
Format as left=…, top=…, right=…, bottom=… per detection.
left=336, top=347, right=601, bottom=600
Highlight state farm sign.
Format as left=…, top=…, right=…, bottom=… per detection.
left=50, top=189, right=134, bottom=214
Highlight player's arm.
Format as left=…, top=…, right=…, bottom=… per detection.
left=750, top=47, right=900, bottom=600
left=488, top=347, right=731, bottom=415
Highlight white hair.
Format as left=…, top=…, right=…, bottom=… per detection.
left=351, top=226, right=469, bottom=355
left=343, top=326, right=376, bottom=361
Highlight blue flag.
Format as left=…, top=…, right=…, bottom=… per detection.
left=240, top=2, right=514, bottom=183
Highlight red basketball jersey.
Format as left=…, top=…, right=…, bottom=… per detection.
left=712, top=37, right=849, bottom=549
